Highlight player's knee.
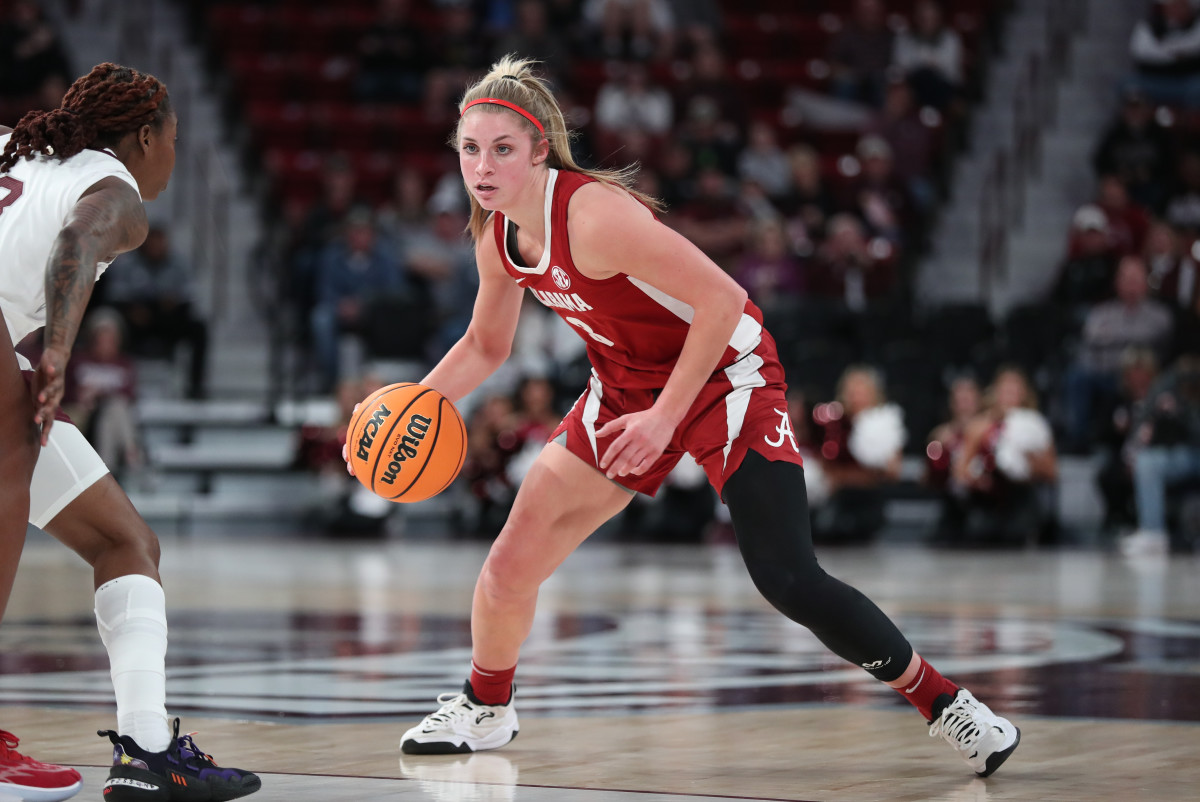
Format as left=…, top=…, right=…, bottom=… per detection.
left=478, top=544, right=541, bottom=605
left=743, top=557, right=830, bottom=628
left=72, top=517, right=160, bottom=569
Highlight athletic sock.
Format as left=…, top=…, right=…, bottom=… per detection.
left=894, top=655, right=960, bottom=721
left=95, top=574, right=171, bottom=752
left=468, top=660, right=516, bottom=706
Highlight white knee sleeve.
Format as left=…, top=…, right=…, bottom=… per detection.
left=95, top=574, right=171, bottom=752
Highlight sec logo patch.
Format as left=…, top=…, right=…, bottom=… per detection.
left=551, top=265, right=571, bottom=290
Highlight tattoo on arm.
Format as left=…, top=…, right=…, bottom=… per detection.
left=43, top=179, right=147, bottom=354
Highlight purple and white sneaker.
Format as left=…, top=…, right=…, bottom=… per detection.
left=98, top=718, right=260, bottom=801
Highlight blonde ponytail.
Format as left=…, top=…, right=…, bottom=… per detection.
left=454, top=55, right=663, bottom=241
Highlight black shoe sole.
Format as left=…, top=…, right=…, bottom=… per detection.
left=977, top=726, right=1021, bottom=778
left=104, top=766, right=261, bottom=801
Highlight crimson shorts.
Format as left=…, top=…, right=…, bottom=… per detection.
left=551, top=346, right=805, bottom=498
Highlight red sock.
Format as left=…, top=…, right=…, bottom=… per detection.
left=895, top=656, right=959, bottom=721
left=468, top=660, right=516, bottom=706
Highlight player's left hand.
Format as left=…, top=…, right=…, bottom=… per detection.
left=597, top=408, right=676, bottom=479
left=32, top=346, right=69, bottom=446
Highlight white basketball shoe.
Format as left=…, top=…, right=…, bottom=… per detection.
left=929, top=689, right=1021, bottom=777
left=400, top=683, right=519, bottom=755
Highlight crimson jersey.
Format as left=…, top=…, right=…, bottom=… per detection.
left=491, top=168, right=803, bottom=497
left=492, top=169, right=766, bottom=390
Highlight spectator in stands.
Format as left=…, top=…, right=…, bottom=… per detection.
left=63, top=309, right=143, bottom=476
left=808, top=213, right=896, bottom=312
left=581, top=0, right=675, bottom=62
left=828, top=0, right=895, bottom=108
left=732, top=217, right=805, bottom=309
left=891, top=0, right=964, bottom=112
left=0, top=0, right=72, bottom=112
left=779, top=144, right=836, bottom=250
left=492, top=0, right=574, bottom=82
left=376, top=166, right=431, bottom=243
left=1096, top=174, right=1151, bottom=257
left=309, top=207, right=407, bottom=392
left=669, top=166, right=748, bottom=270
left=1095, top=346, right=1160, bottom=534
left=1123, top=353, right=1200, bottom=554
left=866, top=80, right=938, bottom=212
left=655, top=139, right=696, bottom=210
left=1063, top=255, right=1174, bottom=452
left=355, top=0, right=427, bottom=104
left=102, top=226, right=209, bottom=399
left=810, top=365, right=906, bottom=542
left=1161, top=148, right=1200, bottom=236
left=1144, top=219, right=1199, bottom=313
left=1051, top=204, right=1120, bottom=319
left=503, top=375, right=563, bottom=487
left=594, top=61, right=674, bottom=139
left=678, top=95, right=741, bottom=178
left=664, top=0, right=721, bottom=58
left=1092, top=88, right=1175, bottom=210
left=428, top=2, right=493, bottom=94
left=673, top=41, right=745, bottom=133
left=1128, top=0, right=1200, bottom=109
left=842, top=134, right=919, bottom=248
left=924, top=375, right=984, bottom=544
left=400, top=189, right=478, bottom=358
left=462, top=391, right=522, bottom=534
left=954, top=367, right=1058, bottom=547
left=287, top=155, right=369, bottom=324
left=737, top=120, right=791, bottom=201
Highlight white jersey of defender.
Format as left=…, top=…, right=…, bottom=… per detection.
left=0, top=132, right=140, bottom=346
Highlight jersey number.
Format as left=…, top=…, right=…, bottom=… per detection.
left=565, top=316, right=615, bottom=347
left=0, top=176, right=23, bottom=216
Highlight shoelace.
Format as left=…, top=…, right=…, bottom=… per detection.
left=425, top=692, right=476, bottom=725
left=167, top=718, right=218, bottom=767
left=929, top=698, right=987, bottom=750
left=0, top=731, right=35, bottom=764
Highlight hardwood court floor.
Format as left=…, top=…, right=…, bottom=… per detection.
left=3, top=535, right=1199, bottom=801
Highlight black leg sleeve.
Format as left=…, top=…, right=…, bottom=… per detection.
left=723, top=449, right=914, bottom=682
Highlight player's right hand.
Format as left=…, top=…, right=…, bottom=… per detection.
left=32, top=346, right=69, bottom=445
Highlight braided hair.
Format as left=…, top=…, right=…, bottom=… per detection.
left=0, top=62, right=171, bottom=174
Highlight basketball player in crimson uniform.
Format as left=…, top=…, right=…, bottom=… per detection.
left=378, top=56, right=1021, bottom=777
left=0, top=64, right=259, bottom=801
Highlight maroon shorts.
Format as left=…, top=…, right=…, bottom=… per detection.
left=551, top=346, right=805, bottom=498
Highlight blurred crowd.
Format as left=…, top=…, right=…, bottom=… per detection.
left=6, top=0, right=1198, bottom=552
left=245, top=0, right=976, bottom=398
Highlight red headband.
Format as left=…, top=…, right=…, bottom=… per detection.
left=461, top=98, right=545, bottom=136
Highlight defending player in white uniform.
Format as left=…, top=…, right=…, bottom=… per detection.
left=0, top=63, right=259, bottom=802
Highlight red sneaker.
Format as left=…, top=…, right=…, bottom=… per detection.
left=0, top=730, right=83, bottom=802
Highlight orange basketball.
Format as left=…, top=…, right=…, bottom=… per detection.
left=346, top=382, right=467, bottom=503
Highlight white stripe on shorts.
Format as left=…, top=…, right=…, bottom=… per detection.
left=582, top=370, right=604, bottom=464
left=721, top=353, right=766, bottom=470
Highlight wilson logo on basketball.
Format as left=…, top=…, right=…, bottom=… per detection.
left=356, top=404, right=392, bottom=460
left=380, top=414, right=432, bottom=485
left=551, top=265, right=571, bottom=290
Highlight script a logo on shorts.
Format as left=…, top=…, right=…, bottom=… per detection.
left=380, top=413, right=433, bottom=485
left=551, top=265, right=571, bottom=290
left=764, top=408, right=800, bottom=453
left=356, top=404, right=392, bottom=460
